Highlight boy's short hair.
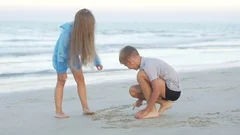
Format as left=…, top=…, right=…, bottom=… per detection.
left=119, top=46, right=139, bottom=64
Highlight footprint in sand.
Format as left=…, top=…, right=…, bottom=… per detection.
left=187, top=116, right=216, bottom=127
left=205, top=112, right=221, bottom=115
left=231, top=109, right=240, bottom=113
left=91, top=104, right=147, bottom=128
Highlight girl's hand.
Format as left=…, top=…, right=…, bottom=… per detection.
left=96, top=64, right=103, bottom=71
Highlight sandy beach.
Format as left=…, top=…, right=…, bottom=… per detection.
left=1, top=67, right=240, bottom=135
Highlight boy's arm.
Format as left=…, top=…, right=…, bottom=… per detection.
left=142, top=64, right=160, bottom=110
left=135, top=78, right=160, bottom=119
left=145, top=80, right=161, bottom=110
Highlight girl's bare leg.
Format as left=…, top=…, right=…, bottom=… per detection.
left=54, top=73, right=69, bottom=118
left=71, top=69, right=94, bottom=115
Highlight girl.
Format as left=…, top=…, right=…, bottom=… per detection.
left=52, top=9, right=103, bottom=118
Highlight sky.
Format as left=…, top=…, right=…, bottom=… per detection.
left=0, top=0, right=240, bottom=22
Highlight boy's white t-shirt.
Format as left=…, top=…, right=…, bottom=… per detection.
left=140, top=57, right=181, bottom=92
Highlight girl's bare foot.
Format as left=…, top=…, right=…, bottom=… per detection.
left=158, top=101, right=172, bottom=115
left=55, top=112, right=69, bottom=118
left=83, top=108, right=95, bottom=115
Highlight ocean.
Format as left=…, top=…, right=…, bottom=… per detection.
left=1, top=21, right=240, bottom=93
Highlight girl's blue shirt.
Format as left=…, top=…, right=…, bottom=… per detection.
left=52, top=22, right=101, bottom=73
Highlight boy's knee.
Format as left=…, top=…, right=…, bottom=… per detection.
left=137, top=70, right=148, bottom=82
left=129, top=86, right=138, bottom=97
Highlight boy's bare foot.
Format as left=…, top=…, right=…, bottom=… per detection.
left=55, top=112, right=69, bottom=118
left=142, top=110, right=160, bottom=119
left=83, top=108, right=95, bottom=115
left=158, top=101, right=172, bottom=115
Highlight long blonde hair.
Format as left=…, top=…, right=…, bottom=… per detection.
left=69, top=9, right=96, bottom=68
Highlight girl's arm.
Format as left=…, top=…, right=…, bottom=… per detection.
left=94, top=54, right=101, bottom=66
left=56, top=30, right=70, bottom=74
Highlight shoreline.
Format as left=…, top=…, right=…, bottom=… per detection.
left=1, top=66, right=240, bottom=94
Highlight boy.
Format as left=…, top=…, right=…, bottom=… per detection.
left=119, top=46, right=181, bottom=119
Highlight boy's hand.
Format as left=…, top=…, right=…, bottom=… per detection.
left=133, top=99, right=143, bottom=110
left=96, top=64, right=103, bottom=70
left=135, top=108, right=150, bottom=119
